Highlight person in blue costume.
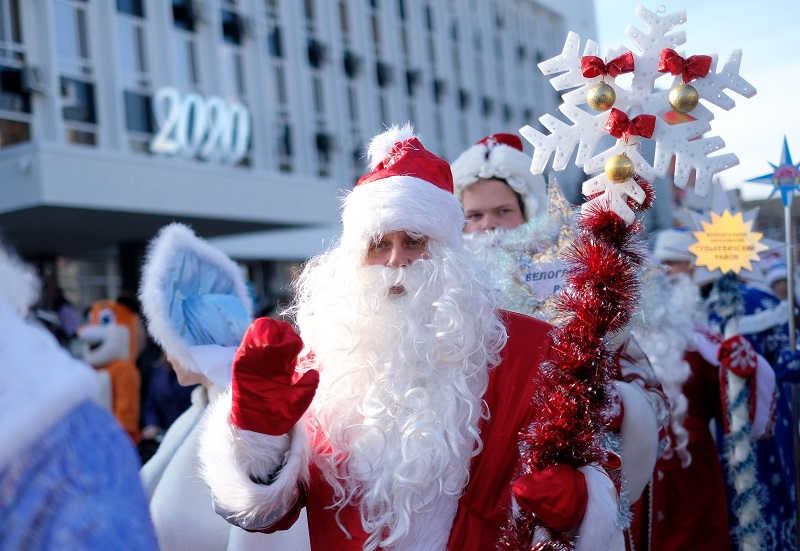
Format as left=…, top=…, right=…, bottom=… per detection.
left=138, top=222, right=311, bottom=551
left=708, top=277, right=797, bottom=551
left=0, top=241, right=158, bottom=551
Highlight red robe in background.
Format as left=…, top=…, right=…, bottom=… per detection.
left=628, top=350, right=729, bottom=551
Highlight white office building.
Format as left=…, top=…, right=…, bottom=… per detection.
left=0, top=0, right=597, bottom=310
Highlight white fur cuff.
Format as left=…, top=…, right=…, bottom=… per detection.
left=198, top=389, right=311, bottom=530
left=575, top=464, right=620, bottom=551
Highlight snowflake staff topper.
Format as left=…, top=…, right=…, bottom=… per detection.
left=520, top=5, right=756, bottom=225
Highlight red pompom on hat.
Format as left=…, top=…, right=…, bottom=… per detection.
left=476, top=133, right=524, bottom=151
left=341, top=123, right=464, bottom=250
left=451, top=132, right=547, bottom=220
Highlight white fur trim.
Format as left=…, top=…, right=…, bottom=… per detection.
left=0, top=247, right=39, bottom=315
left=614, top=380, right=659, bottom=502
left=366, top=123, right=416, bottom=170
left=341, top=176, right=464, bottom=249
left=752, top=353, right=776, bottom=439
left=185, top=344, right=238, bottom=387
left=139, top=223, right=252, bottom=375
left=574, top=464, right=620, bottom=551
left=0, top=303, right=98, bottom=469
left=738, top=300, right=789, bottom=335
left=653, top=229, right=694, bottom=262
left=451, top=141, right=547, bottom=219
left=691, top=330, right=722, bottom=367
left=198, top=389, right=310, bottom=530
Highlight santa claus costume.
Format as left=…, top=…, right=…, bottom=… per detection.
left=198, top=125, right=624, bottom=551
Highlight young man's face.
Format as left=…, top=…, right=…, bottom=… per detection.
left=462, top=179, right=525, bottom=233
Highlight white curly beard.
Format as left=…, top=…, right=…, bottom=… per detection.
left=289, top=240, right=506, bottom=551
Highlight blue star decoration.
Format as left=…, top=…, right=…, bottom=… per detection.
left=747, top=136, right=800, bottom=207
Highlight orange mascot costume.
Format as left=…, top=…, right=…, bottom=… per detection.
left=78, top=300, right=141, bottom=442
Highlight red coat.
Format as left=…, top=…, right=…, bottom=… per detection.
left=269, top=311, right=555, bottom=550
left=628, top=350, right=729, bottom=551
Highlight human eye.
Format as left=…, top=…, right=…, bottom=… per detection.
left=466, top=212, right=482, bottom=221
left=406, top=236, right=428, bottom=248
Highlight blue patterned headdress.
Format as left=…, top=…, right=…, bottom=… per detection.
left=139, top=223, right=253, bottom=387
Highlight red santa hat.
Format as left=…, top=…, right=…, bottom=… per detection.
left=450, top=133, right=547, bottom=219
left=341, top=123, right=464, bottom=250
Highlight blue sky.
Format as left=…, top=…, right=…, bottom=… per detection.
left=592, top=1, right=800, bottom=200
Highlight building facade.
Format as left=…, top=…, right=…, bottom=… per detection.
left=0, top=0, right=596, bottom=311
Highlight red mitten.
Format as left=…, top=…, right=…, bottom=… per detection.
left=512, top=464, right=588, bottom=532
left=718, top=335, right=758, bottom=377
left=718, top=334, right=759, bottom=433
left=229, top=317, right=319, bottom=436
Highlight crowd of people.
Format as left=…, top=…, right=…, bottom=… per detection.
left=2, top=123, right=798, bottom=551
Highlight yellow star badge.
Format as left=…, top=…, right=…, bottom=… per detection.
left=689, top=210, right=768, bottom=274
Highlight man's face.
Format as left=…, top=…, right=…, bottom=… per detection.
left=462, top=178, right=525, bottom=233
left=663, top=260, right=693, bottom=277
left=771, top=278, right=788, bottom=300
left=365, top=231, right=429, bottom=268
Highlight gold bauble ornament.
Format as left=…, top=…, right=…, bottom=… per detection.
left=668, top=82, right=699, bottom=114
left=605, top=154, right=635, bottom=183
left=587, top=82, right=616, bottom=112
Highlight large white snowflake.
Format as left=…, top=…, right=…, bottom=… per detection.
left=520, top=5, right=756, bottom=224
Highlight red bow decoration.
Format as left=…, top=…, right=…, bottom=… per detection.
left=581, top=51, right=635, bottom=79
left=604, top=108, right=656, bottom=142
left=658, top=48, right=712, bottom=82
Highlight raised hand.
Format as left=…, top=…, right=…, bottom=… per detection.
left=229, top=317, right=319, bottom=436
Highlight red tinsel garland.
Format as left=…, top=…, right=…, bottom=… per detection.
left=497, top=186, right=653, bottom=550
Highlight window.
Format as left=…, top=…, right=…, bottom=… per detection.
left=458, top=88, right=470, bottom=111
left=432, top=79, right=446, bottom=104
left=268, top=27, right=283, bottom=58
left=311, top=75, right=324, bottom=113
left=0, top=67, right=30, bottom=113
left=117, top=0, right=144, bottom=17
left=56, top=0, right=97, bottom=145
left=0, top=0, right=23, bottom=45
left=0, top=118, right=29, bottom=147
left=405, top=69, right=420, bottom=97
left=370, top=13, right=380, bottom=46
left=343, top=51, right=360, bottom=79
left=481, top=96, right=494, bottom=117
left=315, top=132, right=333, bottom=176
left=347, top=86, right=358, bottom=120
left=338, top=2, right=349, bottom=35
left=424, top=5, right=433, bottom=31
left=61, top=77, right=96, bottom=124
left=277, top=122, right=292, bottom=172
left=173, top=35, right=200, bottom=90
left=117, top=19, right=148, bottom=78
left=123, top=91, right=153, bottom=133
left=172, top=0, right=195, bottom=32
left=307, top=39, right=327, bottom=68
left=272, top=65, right=287, bottom=105
left=222, top=10, right=243, bottom=45
left=55, top=1, right=91, bottom=74
left=376, top=61, right=393, bottom=88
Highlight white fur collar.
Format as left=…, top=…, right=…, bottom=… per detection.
left=0, top=303, right=98, bottom=469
